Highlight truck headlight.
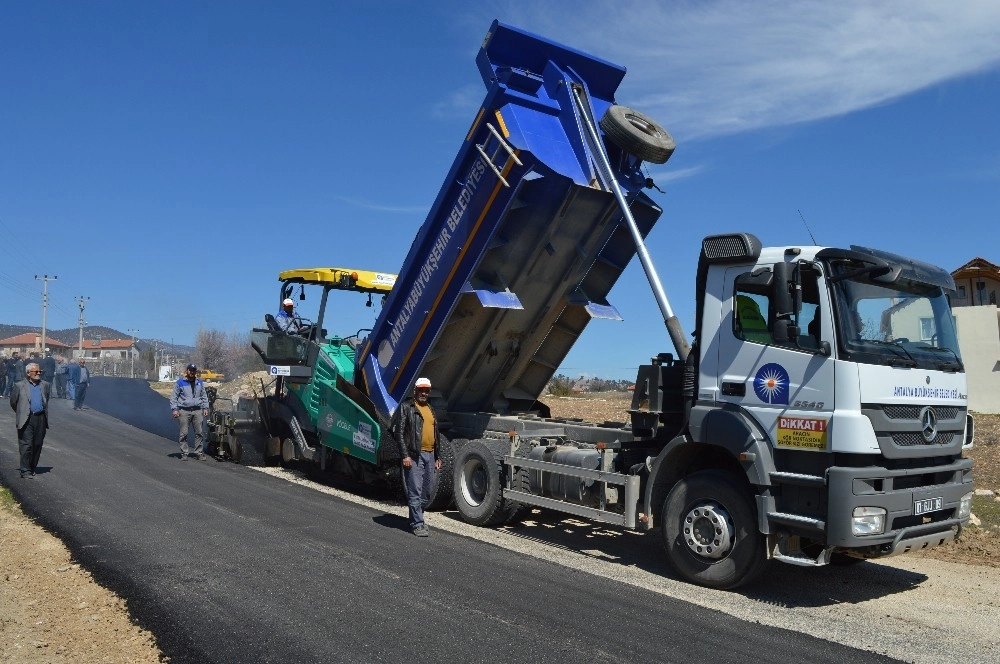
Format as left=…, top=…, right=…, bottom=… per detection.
left=958, top=492, right=973, bottom=520
left=852, top=506, right=886, bottom=535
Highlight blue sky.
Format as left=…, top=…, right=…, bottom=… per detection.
left=2, top=1, right=999, bottom=378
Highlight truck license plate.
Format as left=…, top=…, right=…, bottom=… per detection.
left=914, top=497, right=943, bottom=515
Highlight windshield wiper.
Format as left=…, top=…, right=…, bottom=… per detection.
left=863, top=339, right=918, bottom=367
left=922, top=346, right=964, bottom=372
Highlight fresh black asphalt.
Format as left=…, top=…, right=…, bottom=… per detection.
left=0, top=376, right=901, bottom=663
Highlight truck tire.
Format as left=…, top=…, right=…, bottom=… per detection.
left=425, top=437, right=458, bottom=511
left=600, top=105, right=675, bottom=164
left=453, top=439, right=517, bottom=526
left=661, top=470, right=767, bottom=589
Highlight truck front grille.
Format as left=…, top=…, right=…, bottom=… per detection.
left=892, top=431, right=957, bottom=447
left=861, top=403, right=966, bottom=459
left=883, top=405, right=960, bottom=420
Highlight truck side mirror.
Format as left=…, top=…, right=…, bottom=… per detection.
left=772, top=262, right=796, bottom=319
left=773, top=319, right=797, bottom=343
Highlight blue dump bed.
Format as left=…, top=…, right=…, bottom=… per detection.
left=357, top=21, right=663, bottom=416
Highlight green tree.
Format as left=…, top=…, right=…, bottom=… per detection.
left=194, top=329, right=227, bottom=375
left=194, top=328, right=265, bottom=381
left=547, top=374, right=575, bottom=397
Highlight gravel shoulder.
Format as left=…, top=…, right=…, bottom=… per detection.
left=2, top=391, right=998, bottom=663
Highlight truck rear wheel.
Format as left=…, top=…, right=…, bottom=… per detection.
left=661, top=470, right=767, bottom=589
left=425, top=437, right=458, bottom=511
left=453, top=439, right=517, bottom=526
left=600, top=105, right=675, bottom=164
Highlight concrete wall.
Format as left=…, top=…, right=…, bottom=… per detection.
left=954, top=305, right=1000, bottom=414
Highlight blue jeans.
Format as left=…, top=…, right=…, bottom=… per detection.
left=404, top=451, right=436, bottom=530
left=67, top=378, right=76, bottom=400
left=74, top=383, right=88, bottom=409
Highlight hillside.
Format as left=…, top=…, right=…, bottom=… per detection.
left=0, top=323, right=193, bottom=354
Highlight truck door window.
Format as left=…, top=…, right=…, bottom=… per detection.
left=734, top=292, right=772, bottom=344
left=797, top=267, right=822, bottom=349
left=734, top=265, right=822, bottom=351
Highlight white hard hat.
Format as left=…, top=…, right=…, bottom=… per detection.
left=414, top=377, right=432, bottom=388
left=282, top=298, right=295, bottom=306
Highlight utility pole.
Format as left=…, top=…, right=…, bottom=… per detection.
left=77, top=296, right=89, bottom=358
left=35, top=275, right=58, bottom=353
left=127, top=328, right=139, bottom=378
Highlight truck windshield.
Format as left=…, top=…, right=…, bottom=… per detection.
left=829, top=267, right=963, bottom=371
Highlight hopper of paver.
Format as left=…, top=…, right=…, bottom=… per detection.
left=357, top=20, right=665, bottom=416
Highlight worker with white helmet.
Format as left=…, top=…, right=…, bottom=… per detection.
left=390, top=377, right=442, bottom=537
left=274, top=297, right=305, bottom=334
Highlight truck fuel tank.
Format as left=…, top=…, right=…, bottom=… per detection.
left=526, top=445, right=606, bottom=505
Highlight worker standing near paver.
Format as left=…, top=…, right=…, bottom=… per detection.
left=170, top=364, right=210, bottom=460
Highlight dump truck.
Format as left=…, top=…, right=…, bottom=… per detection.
left=245, top=20, right=974, bottom=589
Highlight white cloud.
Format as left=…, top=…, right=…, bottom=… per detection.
left=646, top=164, right=706, bottom=184
left=334, top=196, right=429, bottom=214
left=430, top=83, right=484, bottom=119
left=495, top=0, right=1000, bottom=140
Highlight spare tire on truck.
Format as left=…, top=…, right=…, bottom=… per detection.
left=600, top=105, right=675, bottom=164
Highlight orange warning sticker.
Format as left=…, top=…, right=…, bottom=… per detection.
left=776, top=416, right=828, bottom=450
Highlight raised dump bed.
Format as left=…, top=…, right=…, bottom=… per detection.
left=357, top=20, right=665, bottom=417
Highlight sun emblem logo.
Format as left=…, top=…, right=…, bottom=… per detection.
left=753, top=363, right=790, bottom=404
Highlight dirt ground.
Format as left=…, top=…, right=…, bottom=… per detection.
left=1, top=391, right=998, bottom=663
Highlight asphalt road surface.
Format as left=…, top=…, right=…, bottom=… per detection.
left=0, top=377, right=907, bottom=663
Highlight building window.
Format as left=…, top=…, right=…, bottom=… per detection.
left=919, top=317, right=934, bottom=341
left=958, top=285, right=966, bottom=298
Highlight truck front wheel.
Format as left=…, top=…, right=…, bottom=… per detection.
left=661, top=470, right=767, bottom=589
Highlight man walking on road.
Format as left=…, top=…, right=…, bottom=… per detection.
left=54, top=357, right=69, bottom=399
left=10, top=361, right=51, bottom=479
left=67, top=357, right=78, bottom=401
left=170, top=363, right=210, bottom=460
left=4, top=352, right=24, bottom=398
left=41, top=352, right=56, bottom=384
left=390, top=376, right=442, bottom=537
left=73, top=358, right=91, bottom=410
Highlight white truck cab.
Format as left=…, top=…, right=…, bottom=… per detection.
left=669, top=234, right=974, bottom=586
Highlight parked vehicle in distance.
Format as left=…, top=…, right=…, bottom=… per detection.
left=199, top=369, right=225, bottom=381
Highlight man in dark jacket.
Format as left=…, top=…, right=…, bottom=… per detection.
left=169, top=363, right=210, bottom=460
left=72, top=358, right=91, bottom=410
left=0, top=354, right=7, bottom=398
left=67, top=358, right=80, bottom=401
left=10, top=361, right=50, bottom=478
left=390, top=377, right=441, bottom=536
left=5, top=352, right=25, bottom=398
left=41, top=352, right=57, bottom=384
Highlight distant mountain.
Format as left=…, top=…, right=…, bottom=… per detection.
left=0, top=324, right=193, bottom=354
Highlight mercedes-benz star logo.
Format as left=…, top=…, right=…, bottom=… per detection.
left=919, top=406, right=938, bottom=443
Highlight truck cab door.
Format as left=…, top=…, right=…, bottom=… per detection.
left=711, top=264, right=836, bottom=453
